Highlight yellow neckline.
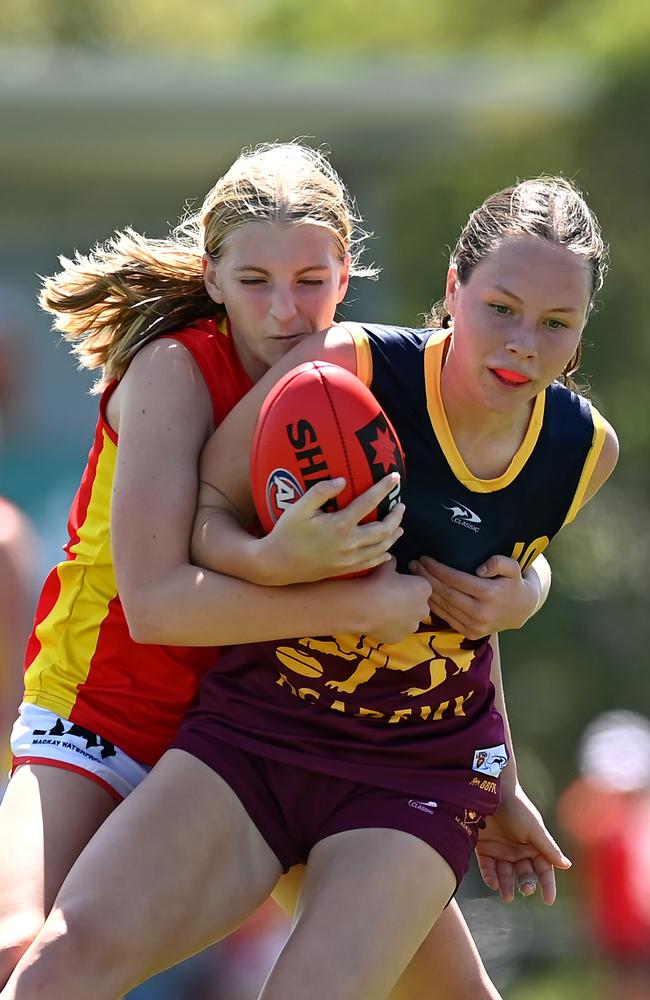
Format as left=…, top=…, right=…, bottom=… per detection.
left=424, top=330, right=546, bottom=494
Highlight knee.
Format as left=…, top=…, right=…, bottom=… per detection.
left=5, top=905, right=133, bottom=999
left=0, top=911, right=45, bottom=988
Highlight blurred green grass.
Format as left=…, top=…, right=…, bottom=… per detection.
left=506, top=958, right=601, bottom=1000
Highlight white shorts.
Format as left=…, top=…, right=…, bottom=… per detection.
left=10, top=703, right=151, bottom=801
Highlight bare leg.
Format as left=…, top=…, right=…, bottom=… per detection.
left=261, top=828, right=456, bottom=1000
left=1, top=750, right=283, bottom=1000
left=0, top=765, right=116, bottom=986
left=273, top=867, right=500, bottom=1000
left=387, top=901, right=501, bottom=1000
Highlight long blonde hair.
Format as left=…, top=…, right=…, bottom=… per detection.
left=42, top=142, right=376, bottom=390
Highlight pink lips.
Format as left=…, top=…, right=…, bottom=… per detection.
left=492, top=368, right=531, bottom=385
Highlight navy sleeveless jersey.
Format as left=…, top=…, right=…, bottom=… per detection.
left=359, top=325, right=602, bottom=578
left=177, top=325, right=607, bottom=814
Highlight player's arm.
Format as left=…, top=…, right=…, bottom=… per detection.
left=475, top=636, right=572, bottom=905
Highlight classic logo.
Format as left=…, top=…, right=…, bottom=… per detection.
left=443, top=501, right=482, bottom=533
left=408, top=799, right=438, bottom=815
left=265, top=469, right=305, bottom=524
left=472, top=744, right=509, bottom=777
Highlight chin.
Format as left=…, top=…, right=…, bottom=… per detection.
left=483, top=389, right=531, bottom=415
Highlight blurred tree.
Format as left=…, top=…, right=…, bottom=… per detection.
left=1, top=0, right=649, bottom=60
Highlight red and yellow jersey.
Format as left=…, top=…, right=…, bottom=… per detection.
left=23, top=317, right=252, bottom=765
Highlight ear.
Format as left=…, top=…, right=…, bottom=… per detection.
left=202, top=252, right=225, bottom=305
left=336, top=253, right=351, bottom=304
left=444, top=264, right=460, bottom=317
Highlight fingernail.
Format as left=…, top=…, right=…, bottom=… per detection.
left=476, top=565, right=487, bottom=576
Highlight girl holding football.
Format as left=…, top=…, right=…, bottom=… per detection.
left=1, top=144, right=562, bottom=1000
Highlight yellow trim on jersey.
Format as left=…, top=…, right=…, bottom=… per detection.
left=340, top=323, right=373, bottom=386
left=423, top=330, right=546, bottom=494
left=24, top=428, right=118, bottom=716
left=562, top=403, right=608, bottom=526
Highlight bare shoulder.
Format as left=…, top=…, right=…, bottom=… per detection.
left=108, top=337, right=213, bottom=435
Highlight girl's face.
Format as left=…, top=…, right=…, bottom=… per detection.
left=444, top=235, right=593, bottom=413
left=203, top=221, right=350, bottom=382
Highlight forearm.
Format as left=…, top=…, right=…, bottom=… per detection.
left=490, top=634, right=518, bottom=795
left=124, top=565, right=370, bottom=646
left=191, top=503, right=282, bottom=586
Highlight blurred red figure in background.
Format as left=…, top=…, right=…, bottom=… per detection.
left=0, top=317, right=41, bottom=795
left=0, top=500, right=40, bottom=796
left=558, top=711, right=650, bottom=1000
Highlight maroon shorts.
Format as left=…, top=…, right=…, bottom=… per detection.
left=173, top=729, right=485, bottom=888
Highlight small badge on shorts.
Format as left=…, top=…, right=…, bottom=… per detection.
left=472, top=744, right=508, bottom=778
left=454, top=807, right=485, bottom=837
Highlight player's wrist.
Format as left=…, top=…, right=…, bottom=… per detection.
left=506, top=575, right=539, bottom=630
left=249, top=534, right=293, bottom=586
left=499, top=769, right=520, bottom=800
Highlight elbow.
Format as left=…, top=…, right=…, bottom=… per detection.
left=127, top=620, right=157, bottom=645
left=121, top=593, right=166, bottom=645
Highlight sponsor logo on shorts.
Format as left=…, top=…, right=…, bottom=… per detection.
left=33, top=717, right=116, bottom=760
left=408, top=799, right=438, bottom=815
left=469, top=776, right=498, bottom=795
left=472, top=744, right=508, bottom=777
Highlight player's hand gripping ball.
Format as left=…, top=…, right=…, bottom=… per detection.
left=251, top=361, right=405, bottom=536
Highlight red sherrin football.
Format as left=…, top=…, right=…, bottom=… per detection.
left=251, top=360, right=405, bottom=535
